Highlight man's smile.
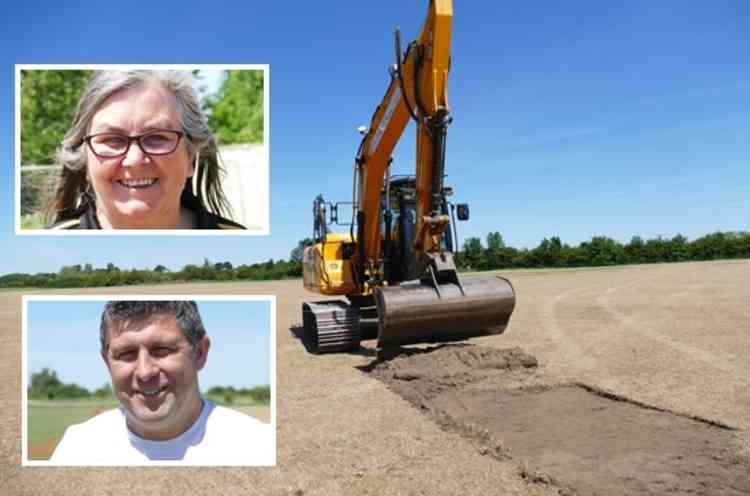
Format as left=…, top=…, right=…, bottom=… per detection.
left=135, top=385, right=169, bottom=398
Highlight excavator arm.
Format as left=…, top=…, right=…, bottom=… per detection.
left=355, top=0, right=453, bottom=281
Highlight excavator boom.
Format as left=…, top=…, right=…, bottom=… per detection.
left=356, top=0, right=453, bottom=267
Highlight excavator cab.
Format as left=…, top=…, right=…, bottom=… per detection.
left=382, top=176, right=457, bottom=284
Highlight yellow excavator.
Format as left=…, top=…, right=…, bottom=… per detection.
left=302, top=0, right=515, bottom=352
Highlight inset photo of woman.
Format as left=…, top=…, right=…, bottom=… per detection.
left=16, top=66, right=268, bottom=234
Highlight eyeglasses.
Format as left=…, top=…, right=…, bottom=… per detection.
left=83, top=129, right=184, bottom=158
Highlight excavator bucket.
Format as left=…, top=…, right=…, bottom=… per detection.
left=375, top=275, right=516, bottom=348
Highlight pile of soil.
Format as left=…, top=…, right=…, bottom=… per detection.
left=368, top=344, right=538, bottom=408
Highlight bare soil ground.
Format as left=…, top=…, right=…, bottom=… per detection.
left=368, top=345, right=750, bottom=495
left=236, top=406, right=271, bottom=424
left=26, top=436, right=61, bottom=461
left=1, top=259, right=749, bottom=495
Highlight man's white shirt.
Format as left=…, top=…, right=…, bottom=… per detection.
left=50, top=400, right=274, bottom=465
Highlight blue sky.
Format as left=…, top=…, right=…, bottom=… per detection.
left=26, top=299, right=271, bottom=391
left=1, top=1, right=749, bottom=274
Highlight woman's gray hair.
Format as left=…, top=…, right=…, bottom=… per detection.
left=48, top=70, right=230, bottom=224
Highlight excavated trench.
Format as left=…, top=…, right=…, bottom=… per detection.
left=365, top=344, right=750, bottom=496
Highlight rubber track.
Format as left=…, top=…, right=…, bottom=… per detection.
left=302, top=301, right=361, bottom=353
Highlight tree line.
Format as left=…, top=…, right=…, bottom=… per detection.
left=0, top=256, right=304, bottom=289
left=28, top=368, right=112, bottom=400
left=2, top=232, right=749, bottom=289
left=455, top=231, right=750, bottom=270
left=205, top=385, right=271, bottom=405
left=29, top=368, right=270, bottom=404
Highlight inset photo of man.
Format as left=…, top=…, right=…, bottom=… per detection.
left=22, top=296, right=275, bottom=466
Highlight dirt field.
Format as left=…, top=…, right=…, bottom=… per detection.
left=1, top=259, right=749, bottom=495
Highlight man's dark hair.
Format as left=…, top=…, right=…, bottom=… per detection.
left=100, top=301, right=206, bottom=352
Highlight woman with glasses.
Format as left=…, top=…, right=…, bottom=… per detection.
left=48, top=70, right=245, bottom=230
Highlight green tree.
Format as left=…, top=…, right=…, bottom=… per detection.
left=29, top=367, right=91, bottom=399
left=624, top=236, right=646, bottom=263
left=214, top=261, right=233, bottom=271
left=248, top=385, right=271, bottom=403
left=93, top=383, right=113, bottom=398
left=21, top=70, right=92, bottom=164
left=290, top=238, right=314, bottom=265
left=485, top=232, right=515, bottom=269
left=736, top=232, right=750, bottom=257
left=668, top=234, right=689, bottom=262
left=288, top=238, right=314, bottom=276
left=644, top=237, right=669, bottom=262
left=29, top=368, right=63, bottom=399
left=531, top=237, right=563, bottom=267
left=56, top=383, right=91, bottom=399
left=581, top=236, right=625, bottom=266
left=59, top=264, right=82, bottom=275
left=462, top=237, right=486, bottom=271
left=205, top=70, right=264, bottom=144
left=486, top=232, right=505, bottom=251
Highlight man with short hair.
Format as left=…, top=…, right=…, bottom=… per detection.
left=50, top=301, right=273, bottom=465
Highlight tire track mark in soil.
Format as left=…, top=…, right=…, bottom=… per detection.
left=597, top=280, right=750, bottom=378
left=537, top=274, right=657, bottom=376
left=538, top=285, right=598, bottom=373
left=592, top=272, right=750, bottom=429
left=541, top=270, right=707, bottom=372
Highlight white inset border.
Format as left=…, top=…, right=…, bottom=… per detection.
left=22, top=294, right=276, bottom=467
left=15, top=64, right=270, bottom=236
